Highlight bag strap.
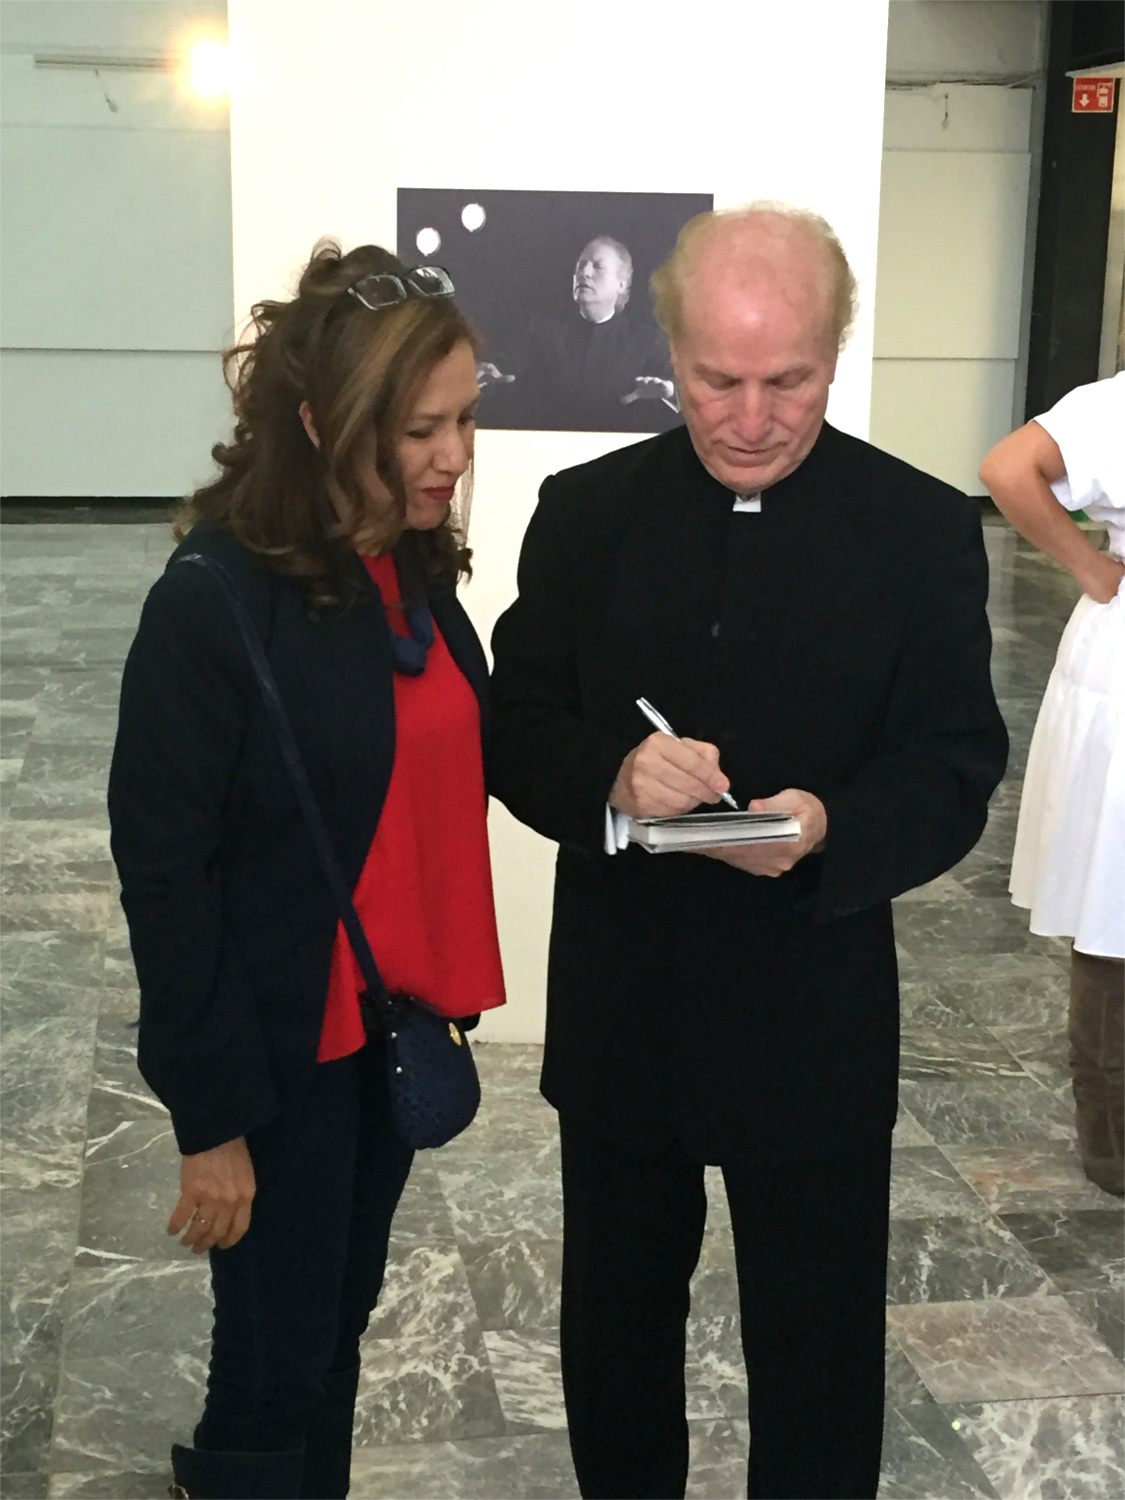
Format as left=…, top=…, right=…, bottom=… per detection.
left=178, top=552, right=392, bottom=1008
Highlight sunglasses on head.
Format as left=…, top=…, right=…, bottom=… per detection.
left=346, top=265, right=455, bottom=311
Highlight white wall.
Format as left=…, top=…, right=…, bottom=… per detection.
left=228, top=0, right=891, bottom=1042
left=869, top=1, right=1049, bottom=492
left=0, top=1, right=234, bottom=497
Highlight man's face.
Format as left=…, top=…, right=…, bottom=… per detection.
left=671, top=263, right=837, bottom=493
left=573, top=240, right=628, bottom=322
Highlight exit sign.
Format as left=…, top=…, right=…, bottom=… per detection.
left=1072, top=77, right=1116, bottom=113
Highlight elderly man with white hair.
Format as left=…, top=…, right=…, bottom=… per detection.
left=489, top=203, right=1008, bottom=1500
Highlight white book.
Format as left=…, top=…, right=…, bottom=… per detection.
left=626, top=810, right=801, bottom=853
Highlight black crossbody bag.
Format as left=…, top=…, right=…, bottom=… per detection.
left=179, top=553, right=481, bottom=1151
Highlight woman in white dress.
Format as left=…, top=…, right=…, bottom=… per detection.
left=979, top=372, right=1124, bottom=1196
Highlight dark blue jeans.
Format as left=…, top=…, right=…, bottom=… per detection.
left=195, top=1037, right=414, bottom=1473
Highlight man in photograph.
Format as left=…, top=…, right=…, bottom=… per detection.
left=489, top=204, right=1008, bottom=1499
left=479, top=233, right=678, bottom=431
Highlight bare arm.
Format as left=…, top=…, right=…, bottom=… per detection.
left=979, top=421, right=1123, bottom=604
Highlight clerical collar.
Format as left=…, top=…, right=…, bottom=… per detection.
left=732, top=493, right=762, bottom=513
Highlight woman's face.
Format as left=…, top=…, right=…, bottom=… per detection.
left=352, top=340, right=479, bottom=537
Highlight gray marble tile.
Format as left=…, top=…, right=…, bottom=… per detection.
left=1065, top=1289, right=1125, bottom=1364
left=949, top=1394, right=1124, bottom=1500
left=892, top=1107, right=934, bottom=1148
left=460, top=1237, right=562, bottom=1331
left=934, top=956, right=1070, bottom=1031
left=5, top=1471, right=51, bottom=1499
left=386, top=1161, right=457, bottom=1247
left=60, top=1261, right=212, bottom=1360
left=885, top=1330, right=936, bottom=1407
left=685, top=1416, right=749, bottom=1499
left=446, top=1089, right=559, bottom=1154
left=886, top=1217, right=1052, bottom=1305
left=898, top=979, right=975, bottom=1027
left=1, top=1012, right=97, bottom=1192
left=0, top=932, right=105, bottom=994
left=891, top=1148, right=994, bottom=1220
left=950, top=856, right=1021, bottom=899
left=76, top=1097, right=182, bottom=1266
left=50, top=1349, right=206, bottom=1472
left=887, top=1297, right=1125, bottom=1403
left=942, top=1143, right=1117, bottom=1213
left=510, top=1430, right=583, bottom=1500
left=899, top=1020, right=1027, bottom=1080
left=687, top=1313, right=747, bottom=1419
left=47, top=1472, right=165, bottom=1498
left=0, top=978, right=99, bottom=1034
left=894, top=899, right=1046, bottom=959
left=989, top=1023, right=1073, bottom=1090
left=689, top=1226, right=742, bottom=1320
left=368, top=1244, right=480, bottom=1343
left=471, top=1042, right=545, bottom=1098
left=349, top=1435, right=522, bottom=1500
left=483, top=1328, right=567, bottom=1433
left=2, top=892, right=113, bottom=935
left=1, top=823, right=113, bottom=895
left=0, top=627, right=64, bottom=667
left=878, top=1402, right=999, bottom=1498
left=895, top=871, right=969, bottom=904
left=353, top=1329, right=505, bottom=1445
left=898, top=1078, right=1073, bottom=1148
left=436, top=1145, right=564, bottom=1243
left=1, top=1362, right=56, bottom=1478
left=999, top=1210, right=1124, bottom=1297
left=1, top=1186, right=81, bottom=1366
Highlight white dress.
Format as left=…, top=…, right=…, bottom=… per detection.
left=1009, top=372, right=1125, bottom=959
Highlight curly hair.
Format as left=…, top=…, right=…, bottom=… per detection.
left=177, top=239, right=478, bottom=609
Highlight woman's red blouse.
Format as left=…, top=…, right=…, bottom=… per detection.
left=318, top=553, right=505, bottom=1062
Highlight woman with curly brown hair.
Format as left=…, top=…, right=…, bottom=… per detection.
left=108, top=241, right=505, bottom=1499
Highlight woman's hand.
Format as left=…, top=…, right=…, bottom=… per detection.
left=610, top=734, right=731, bottom=819
left=168, top=1136, right=256, bottom=1254
left=1082, top=553, right=1124, bottom=604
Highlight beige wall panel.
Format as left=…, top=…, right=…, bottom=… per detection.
left=869, top=358, right=1017, bottom=494
left=885, top=0, right=1048, bottom=82
left=1, top=348, right=230, bottom=495
left=1, top=125, right=234, bottom=352
left=874, top=151, right=1030, bottom=359
left=882, top=83, right=1032, bottom=153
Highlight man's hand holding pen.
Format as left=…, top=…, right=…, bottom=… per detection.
left=609, top=733, right=731, bottom=819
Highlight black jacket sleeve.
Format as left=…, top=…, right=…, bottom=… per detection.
left=489, top=476, right=633, bottom=852
left=815, top=498, right=1008, bottom=920
left=108, top=561, right=281, bottom=1155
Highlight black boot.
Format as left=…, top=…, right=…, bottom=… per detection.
left=300, top=1363, right=361, bottom=1499
left=170, top=1441, right=306, bottom=1499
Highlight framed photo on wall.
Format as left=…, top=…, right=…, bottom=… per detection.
left=397, top=188, right=713, bottom=433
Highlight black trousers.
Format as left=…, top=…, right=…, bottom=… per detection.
left=558, top=1116, right=892, bottom=1500
left=194, top=1038, right=414, bottom=1497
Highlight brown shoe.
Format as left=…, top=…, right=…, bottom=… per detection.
left=1069, top=947, right=1124, bottom=1196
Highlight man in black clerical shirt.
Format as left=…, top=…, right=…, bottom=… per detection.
left=489, top=204, right=1008, bottom=1500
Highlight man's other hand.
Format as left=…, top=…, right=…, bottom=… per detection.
left=610, top=734, right=730, bottom=818
left=698, top=788, right=827, bottom=877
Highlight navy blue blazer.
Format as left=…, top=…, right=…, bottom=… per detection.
left=108, top=526, right=490, bottom=1155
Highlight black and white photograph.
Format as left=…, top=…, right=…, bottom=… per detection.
left=397, top=188, right=713, bottom=432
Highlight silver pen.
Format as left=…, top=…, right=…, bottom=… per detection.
left=635, top=697, right=740, bottom=810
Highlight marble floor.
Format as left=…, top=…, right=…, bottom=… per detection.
left=1, top=518, right=1123, bottom=1500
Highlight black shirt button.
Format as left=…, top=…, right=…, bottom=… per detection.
left=710, top=621, right=721, bottom=639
